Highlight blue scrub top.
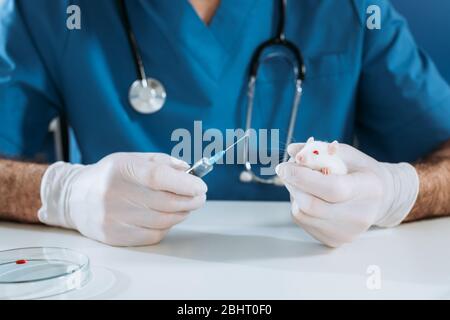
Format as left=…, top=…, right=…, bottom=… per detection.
left=1, top=0, right=450, bottom=201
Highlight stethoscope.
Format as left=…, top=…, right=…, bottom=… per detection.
left=239, top=0, right=305, bottom=186
left=118, top=0, right=305, bottom=186
left=118, top=0, right=167, bottom=114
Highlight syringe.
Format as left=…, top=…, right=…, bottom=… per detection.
left=186, top=134, right=248, bottom=178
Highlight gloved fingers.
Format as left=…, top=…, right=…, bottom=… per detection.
left=148, top=153, right=190, bottom=170
left=292, top=195, right=374, bottom=245
left=277, top=162, right=357, bottom=203
left=335, top=143, right=377, bottom=171
left=128, top=161, right=207, bottom=197
left=154, top=192, right=206, bottom=213
left=293, top=220, right=337, bottom=248
left=286, top=186, right=335, bottom=220
left=292, top=208, right=340, bottom=248
left=119, top=208, right=190, bottom=230
left=133, top=227, right=171, bottom=246
left=294, top=197, right=368, bottom=243
left=130, top=227, right=171, bottom=246
left=148, top=165, right=207, bottom=196
left=287, top=143, right=305, bottom=158
left=291, top=208, right=352, bottom=248
left=97, top=222, right=171, bottom=246
left=288, top=185, right=373, bottom=223
left=131, top=188, right=207, bottom=213
left=120, top=153, right=190, bottom=170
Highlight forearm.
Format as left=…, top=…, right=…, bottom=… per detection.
left=404, top=139, right=450, bottom=222
left=0, top=159, right=48, bottom=223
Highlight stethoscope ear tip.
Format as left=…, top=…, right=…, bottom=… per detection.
left=273, top=176, right=285, bottom=187
left=239, top=169, right=286, bottom=186
left=239, top=170, right=254, bottom=183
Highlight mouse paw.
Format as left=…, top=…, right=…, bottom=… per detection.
left=320, top=167, right=330, bottom=175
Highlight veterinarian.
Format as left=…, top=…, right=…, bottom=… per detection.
left=1, top=0, right=449, bottom=247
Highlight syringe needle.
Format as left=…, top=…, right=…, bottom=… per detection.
left=207, top=134, right=249, bottom=166
left=223, top=134, right=248, bottom=154
left=188, top=133, right=249, bottom=177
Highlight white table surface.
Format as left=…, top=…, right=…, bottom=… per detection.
left=1, top=201, right=449, bottom=300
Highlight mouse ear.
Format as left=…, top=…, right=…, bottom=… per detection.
left=306, top=137, right=314, bottom=144
left=328, top=140, right=339, bottom=155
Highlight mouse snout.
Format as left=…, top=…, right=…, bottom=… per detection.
left=296, top=154, right=306, bottom=164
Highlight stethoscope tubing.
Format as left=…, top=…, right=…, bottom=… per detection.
left=242, top=0, right=306, bottom=184
left=249, top=37, right=306, bottom=81
left=117, top=0, right=147, bottom=82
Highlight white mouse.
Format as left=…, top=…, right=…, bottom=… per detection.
left=294, top=137, right=348, bottom=175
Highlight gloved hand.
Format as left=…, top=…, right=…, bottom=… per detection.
left=276, top=143, right=419, bottom=248
left=38, top=153, right=207, bottom=246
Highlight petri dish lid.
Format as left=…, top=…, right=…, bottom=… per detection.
left=0, top=247, right=90, bottom=300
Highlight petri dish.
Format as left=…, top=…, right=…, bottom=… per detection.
left=0, top=247, right=91, bottom=300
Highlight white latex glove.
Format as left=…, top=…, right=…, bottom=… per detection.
left=38, top=153, right=207, bottom=246
left=276, top=143, right=419, bottom=248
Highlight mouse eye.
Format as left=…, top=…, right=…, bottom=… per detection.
left=313, top=150, right=319, bottom=155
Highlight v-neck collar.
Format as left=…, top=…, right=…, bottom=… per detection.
left=138, top=0, right=258, bottom=82
left=208, top=0, right=259, bottom=54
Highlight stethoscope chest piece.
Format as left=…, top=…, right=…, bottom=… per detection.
left=129, top=78, right=167, bottom=114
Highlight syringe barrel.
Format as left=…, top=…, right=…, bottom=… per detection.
left=186, top=157, right=214, bottom=178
